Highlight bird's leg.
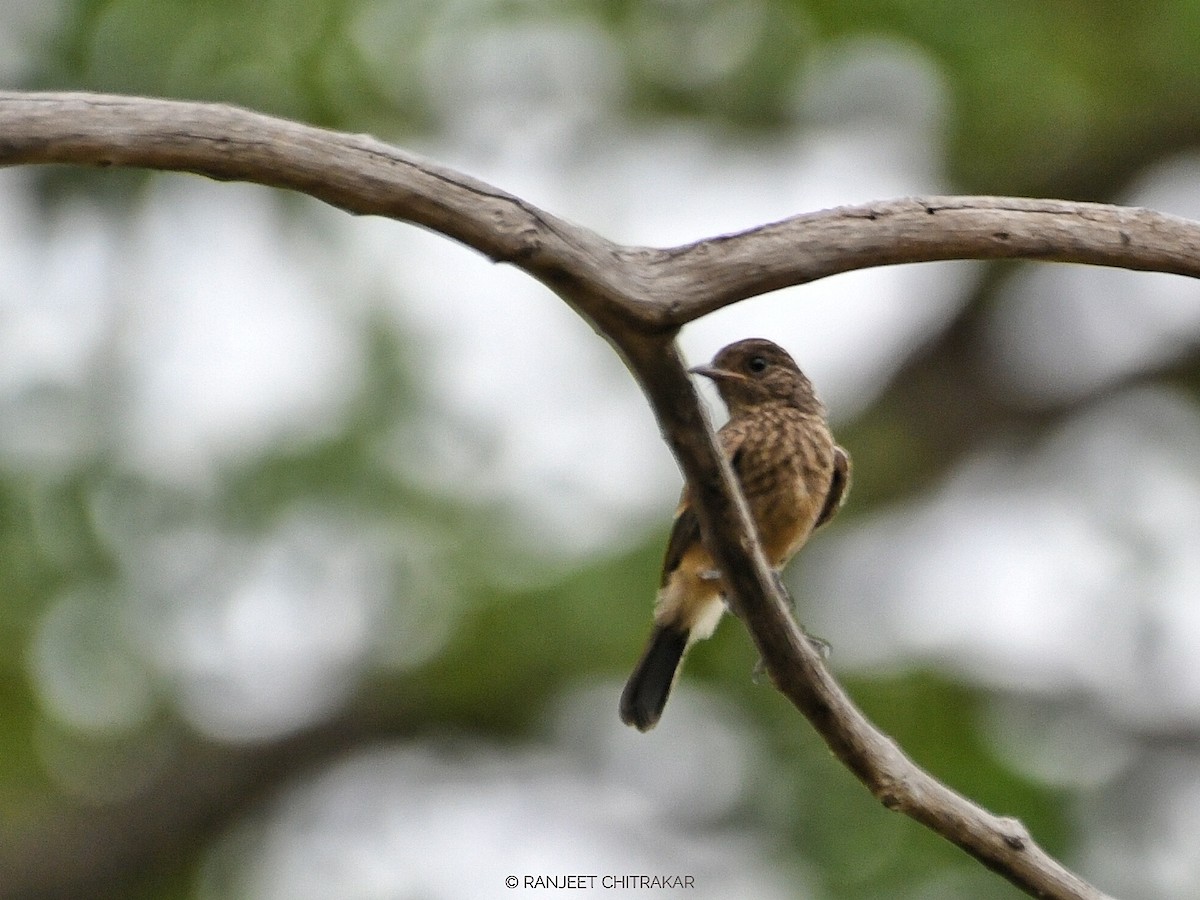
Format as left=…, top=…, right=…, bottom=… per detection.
left=751, top=573, right=830, bottom=683
left=774, top=572, right=831, bottom=655
left=773, top=571, right=794, bottom=612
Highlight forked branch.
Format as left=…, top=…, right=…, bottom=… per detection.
left=1, top=91, right=1172, bottom=900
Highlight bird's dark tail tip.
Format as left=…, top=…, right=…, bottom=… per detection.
left=619, top=624, right=689, bottom=732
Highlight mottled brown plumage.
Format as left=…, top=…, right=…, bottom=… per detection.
left=620, top=338, right=850, bottom=731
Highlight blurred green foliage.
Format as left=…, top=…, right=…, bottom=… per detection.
left=30, top=0, right=1200, bottom=198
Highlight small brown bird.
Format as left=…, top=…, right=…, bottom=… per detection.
left=619, top=338, right=850, bottom=731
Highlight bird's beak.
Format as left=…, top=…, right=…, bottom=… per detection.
left=688, top=364, right=745, bottom=382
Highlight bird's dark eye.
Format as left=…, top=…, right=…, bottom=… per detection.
left=747, top=356, right=768, bottom=374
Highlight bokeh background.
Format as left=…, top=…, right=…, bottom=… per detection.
left=4, top=2, right=1200, bottom=898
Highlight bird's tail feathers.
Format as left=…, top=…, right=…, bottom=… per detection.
left=619, top=624, right=689, bottom=731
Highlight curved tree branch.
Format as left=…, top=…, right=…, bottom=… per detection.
left=0, top=90, right=1156, bottom=899
left=5, top=92, right=1200, bottom=336
left=657, top=195, right=1200, bottom=323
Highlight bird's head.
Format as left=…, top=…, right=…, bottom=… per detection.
left=689, top=338, right=820, bottom=412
